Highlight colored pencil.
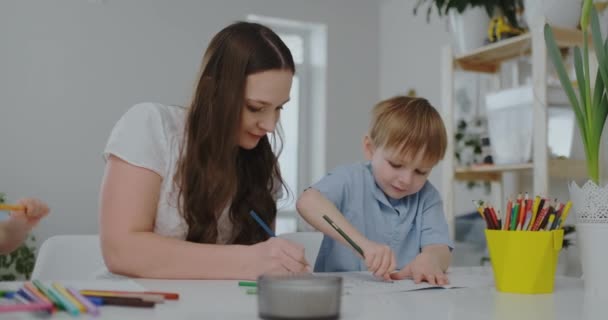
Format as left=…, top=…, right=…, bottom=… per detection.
left=80, top=289, right=179, bottom=300
left=0, top=204, right=24, bottom=211
left=249, top=210, right=276, bottom=237
left=67, top=287, right=100, bottom=316
left=322, top=214, right=365, bottom=257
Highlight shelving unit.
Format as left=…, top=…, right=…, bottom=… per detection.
left=441, top=18, right=588, bottom=238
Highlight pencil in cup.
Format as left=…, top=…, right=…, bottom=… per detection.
left=322, top=214, right=365, bottom=257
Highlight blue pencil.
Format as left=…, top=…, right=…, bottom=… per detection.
left=249, top=210, right=276, bottom=237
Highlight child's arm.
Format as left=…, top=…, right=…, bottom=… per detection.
left=390, top=184, right=452, bottom=285
left=422, top=244, right=451, bottom=271
left=0, top=198, right=49, bottom=254
left=297, top=188, right=396, bottom=279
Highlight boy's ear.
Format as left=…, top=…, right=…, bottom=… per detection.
left=363, top=136, right=375, bottom=160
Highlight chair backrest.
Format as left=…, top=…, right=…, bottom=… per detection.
left=31, top=234, right=105, bottom=280
left=278, top=231, right=324, bottom=266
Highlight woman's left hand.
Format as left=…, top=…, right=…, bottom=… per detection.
left=389, top=252, right=449, bottom=285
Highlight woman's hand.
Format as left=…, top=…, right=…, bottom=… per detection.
left=10, top=198, right=50, bottom=229
left=248, top=237, right=311, bottom=278
left=390, top=252, right=449, bottom=285
left=360, top=239, right=396, bottom=280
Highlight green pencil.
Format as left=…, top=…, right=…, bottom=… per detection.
left=322, top=214, right=365, bottom=258
left=238, top=281, right=257, bottom=287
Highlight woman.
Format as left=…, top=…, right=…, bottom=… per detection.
left=99, top=22, right=309, bottom=279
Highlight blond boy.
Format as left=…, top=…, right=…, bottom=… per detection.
left=297, top=96, right=452, bottom=284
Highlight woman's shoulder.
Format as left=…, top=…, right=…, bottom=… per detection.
left=122, top=102, right=186, bottom=135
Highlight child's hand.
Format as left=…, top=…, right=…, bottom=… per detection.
left=390, top=252, right=449, bottom=285
left=9, top=198, right=49, bottom=228
left=360, top=239, right=396, bottom=280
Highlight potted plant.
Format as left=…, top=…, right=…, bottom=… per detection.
left=0, top=193, right=37, bottom=280
left=413, top=0, right=524, bottom=53
left=545, top=0, right=608, bottom=297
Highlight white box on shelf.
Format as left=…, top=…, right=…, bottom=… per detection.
left=485, top=85, right=574, bottom=165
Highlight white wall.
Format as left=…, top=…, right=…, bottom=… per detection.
left=379, top=0, right=477, bottom=212
left=380, top=0, right=521, bottom=217
left=0, top=0, right=379, bottom=245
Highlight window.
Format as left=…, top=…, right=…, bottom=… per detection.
left=247, top=15, right=327, bottom=234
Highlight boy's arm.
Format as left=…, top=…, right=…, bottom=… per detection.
left=297, top=188, right=396, bottom=279
left=296, top=188, right=368, bottom=254
left=421, top=244, right=452, bottom=272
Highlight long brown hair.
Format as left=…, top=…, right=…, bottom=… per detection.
left=175, top=22, right=295, bottom=244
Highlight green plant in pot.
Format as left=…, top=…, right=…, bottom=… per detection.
left=0, top=193, right=37, bottom=280
left=413, top=0, right=524, bottom=28
left=545, top=0, right=608, bottom=297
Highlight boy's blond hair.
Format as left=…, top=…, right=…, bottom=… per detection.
left=369, top=96, right=447, bottom=164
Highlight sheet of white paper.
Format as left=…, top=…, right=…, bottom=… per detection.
left=315, top=271, right=493, bottom=295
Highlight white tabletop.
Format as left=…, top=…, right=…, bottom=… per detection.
left=2, top=267, right=605, bottom=319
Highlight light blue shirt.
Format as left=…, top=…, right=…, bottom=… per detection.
left=312, top=162, right=453, bottom=272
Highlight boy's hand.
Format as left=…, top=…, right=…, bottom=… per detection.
left=360, top=239, right=396, bottom=280
left=10, top=198, right=49, bottom=228
left=390, top=252, right=449, bottom=285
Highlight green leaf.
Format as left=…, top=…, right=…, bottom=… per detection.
left=581, top=0, right=593, bottom=30
left=573, top=47, right=589, bottom=116
left=596, top=90, right=608, bottom=143
left=544, top=25, right=583, bottom=118
left=591, top=8, right=608, bottom=93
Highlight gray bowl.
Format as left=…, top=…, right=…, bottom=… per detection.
left=257, top=274, right=342, bottom=320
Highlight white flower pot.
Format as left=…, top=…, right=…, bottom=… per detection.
left=569, top=180, right=608, bottom=297
left=576, top=223, right=608, bottom=297
left=449, top=7, right=490, bottom=55
left=524, top=0, right=582, bottom=28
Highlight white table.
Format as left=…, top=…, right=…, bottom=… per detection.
left=2, top=267, right=605, bottom=319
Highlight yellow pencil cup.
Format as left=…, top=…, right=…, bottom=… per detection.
left=485, top=229, right=563, bottom=294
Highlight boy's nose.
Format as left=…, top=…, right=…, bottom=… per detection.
left=398, top=170, right=414, bottom=186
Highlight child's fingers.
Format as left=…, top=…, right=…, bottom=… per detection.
left=425, top=273, right=437, bottom=285
left=437, top=273, right=449, bottom=285
left=413, top=271, right=423, bottom=283
left=367, top=253, right=380, bottom=273
left=24, top=199, right=49, bottom=218
left=375, top=253, right=391, bottom=277
left=389, top=264, right=411, bottom=280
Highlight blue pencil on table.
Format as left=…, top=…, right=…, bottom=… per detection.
left=249, top=210, right=276, bottom=237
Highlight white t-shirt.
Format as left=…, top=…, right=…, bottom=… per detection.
left=103, top=102, right=234, bottom=243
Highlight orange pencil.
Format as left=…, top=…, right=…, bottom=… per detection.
left=504, top=198, right=512, bottom=230
left=0, top=204, right=24, bottom=211
left=24, top=282, right=57, bottom=313
left=517, top=195, right=528, bottom=230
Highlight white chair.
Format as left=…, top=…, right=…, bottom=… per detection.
left=32, top=234, right=106, bottom=280
left=278, top=231, right=324, bottom=266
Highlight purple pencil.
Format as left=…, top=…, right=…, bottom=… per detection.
left=67, top=287, right=100, bottom=317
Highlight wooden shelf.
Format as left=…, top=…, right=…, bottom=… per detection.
left=455, top=26, right=584, bottom=73
left=454, top=159, right=586, bottom=182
